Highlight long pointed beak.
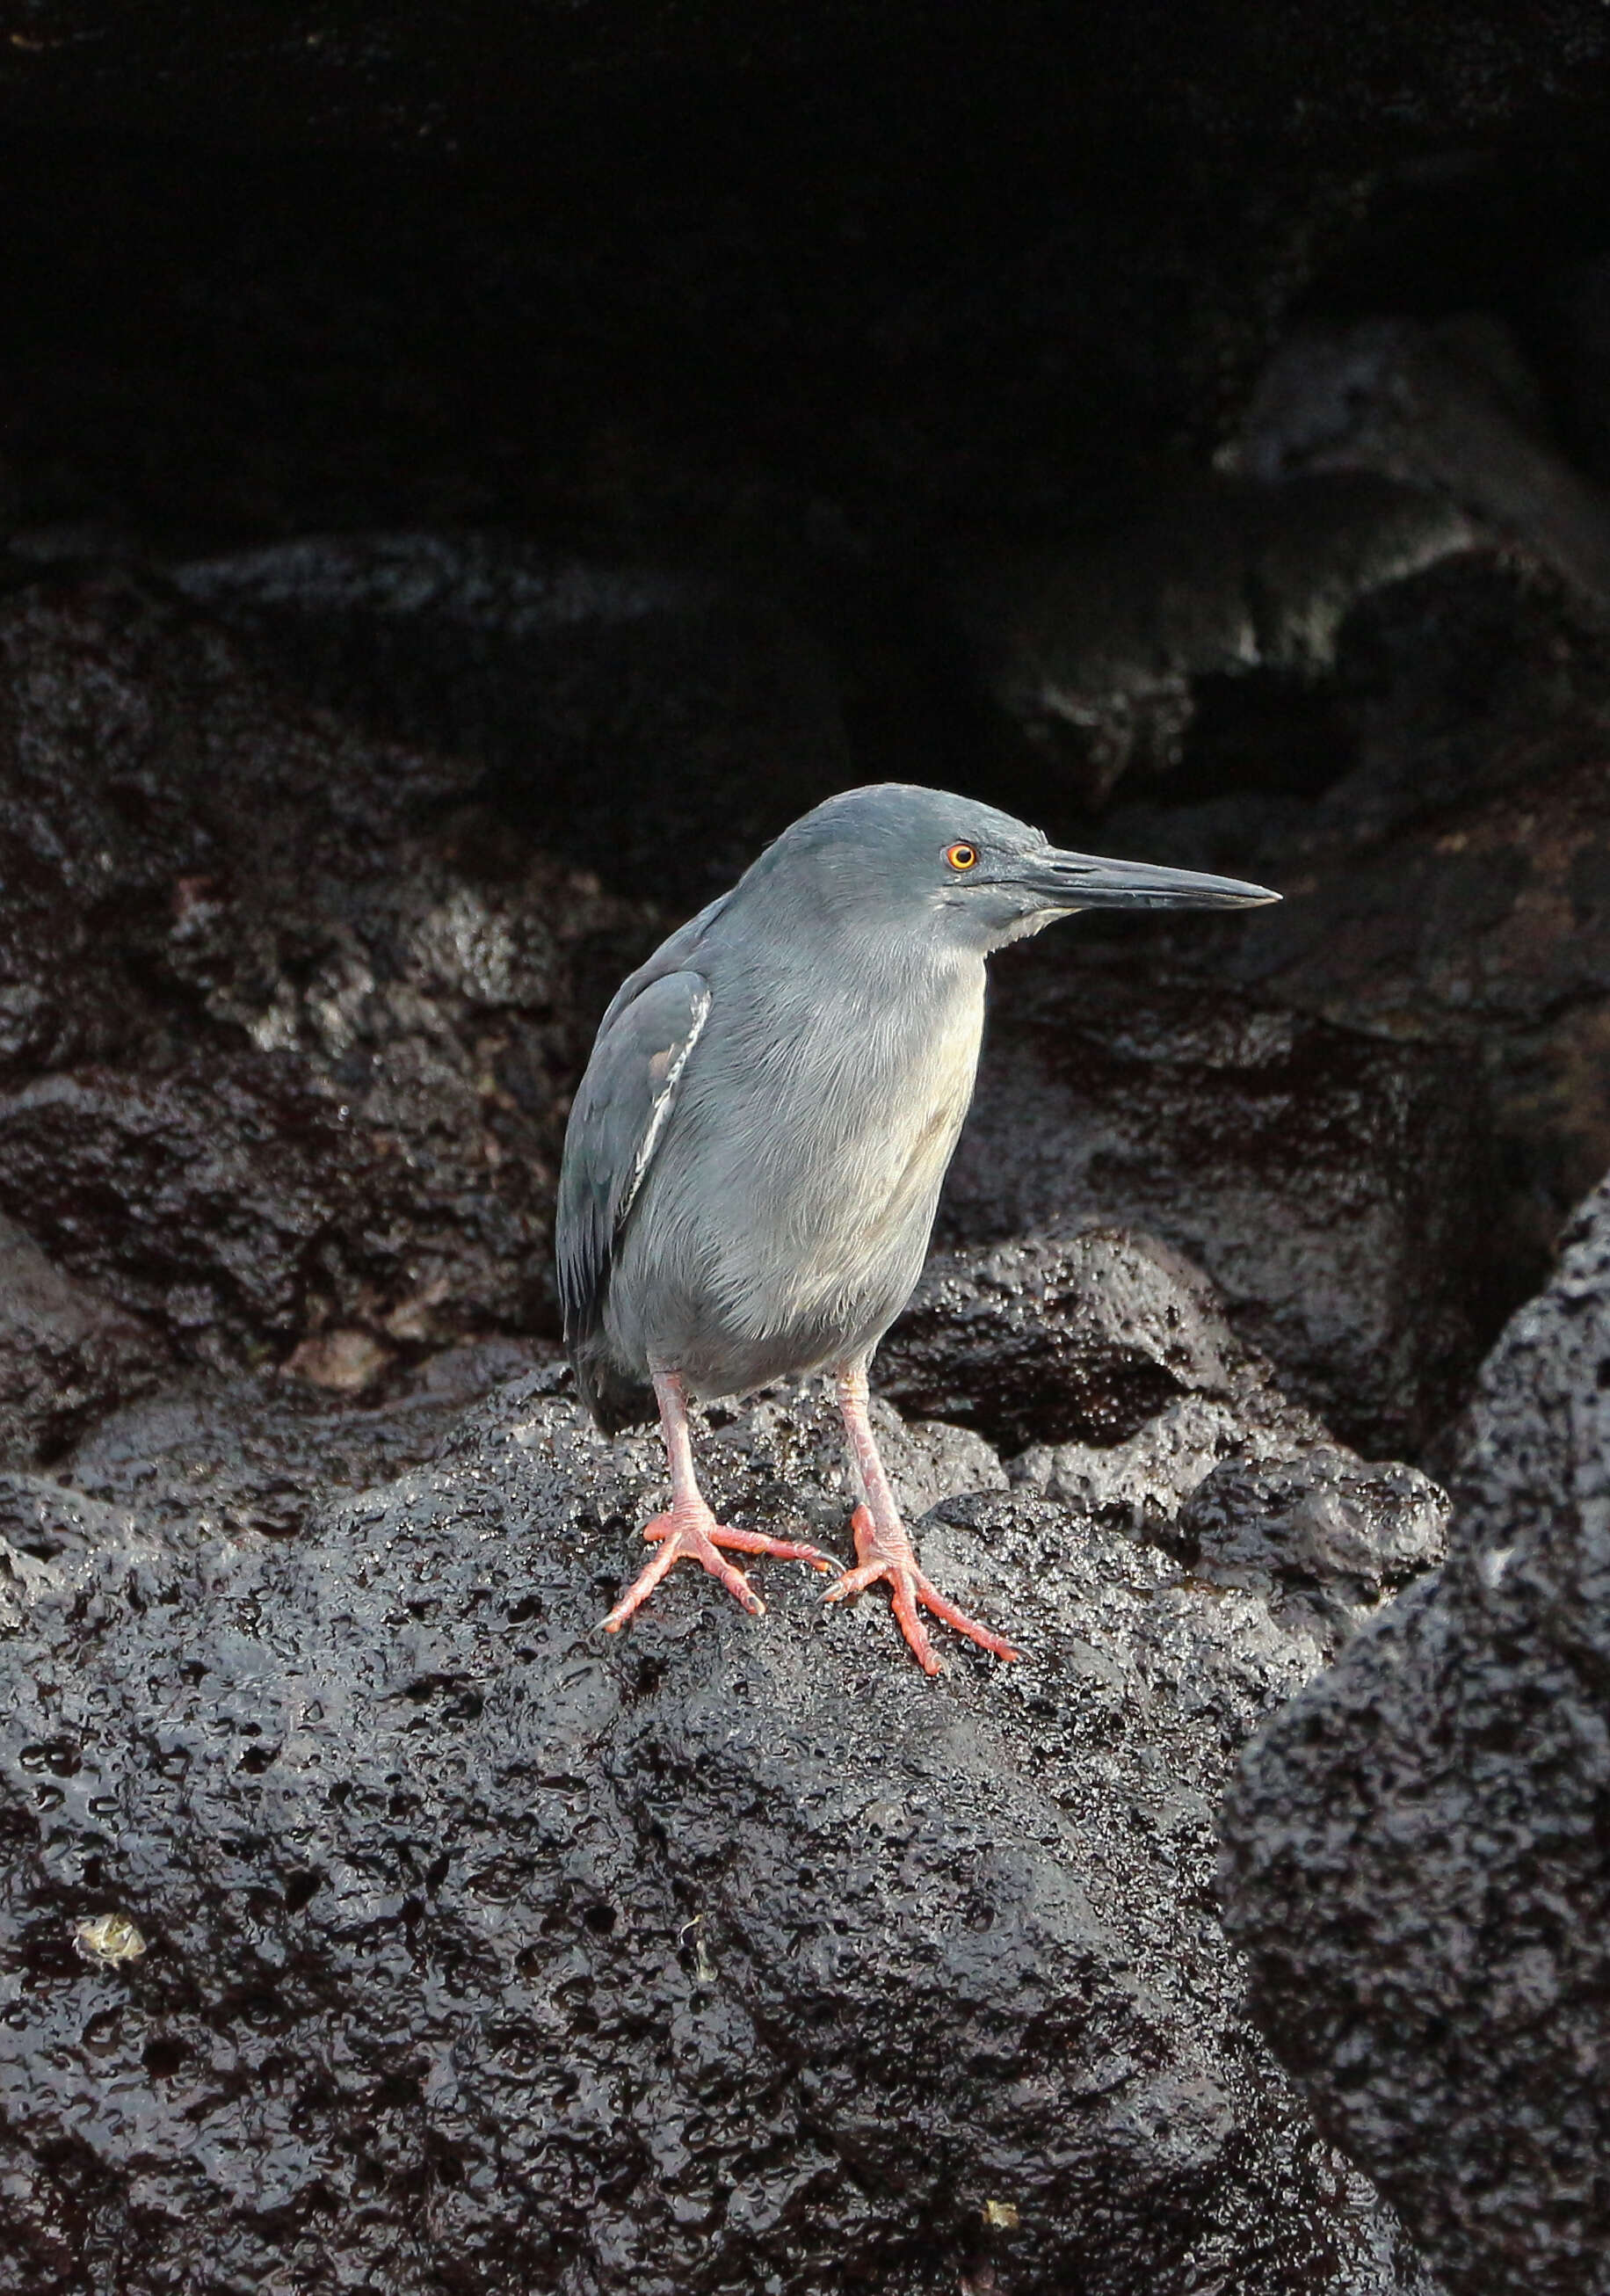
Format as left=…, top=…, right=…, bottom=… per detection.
left=1020, top=848, right=1280, bottom=912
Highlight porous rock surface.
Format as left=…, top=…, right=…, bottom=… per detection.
left=0, top=1217, right=163, bottom=1466
left=942, top=959, right=1499, bottom=1456
left=2, top=1336, right=557, bottom=1553
left=173, top=533, right=852, bottom=906
left=0, top=573, right=659, bottom=1377
left=0, top=1350, right=1442, bottom=2296
left=877, top=1229, right=1317, bottom=1460
left=879, top=1228, right=1447, bottom=1649
left=1219, top=1172, right=1610, bottom=2296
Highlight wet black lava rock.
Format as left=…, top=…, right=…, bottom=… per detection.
left=0, top=573, right=659, bottom=1375
left=0, top=1218, right=163, bottom=1467
left=942, top=957, right=1500, bottom=1457
left=33, top=1337, right=558, bottom=1548
left=173, top=534, right=852, bottom=907
left=1218, top=1172, right=1610, bottom=2296
left=1171, top=1450, right=1448, bottom=1647
left=877, top=1227, right=1322, bottom=1459
left=882, top=1235, right=1450, bottom=1638
left=0, top=1374, right=1440, bottom=2296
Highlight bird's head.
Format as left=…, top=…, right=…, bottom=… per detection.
left=754, top=783, right=1280, bottom=956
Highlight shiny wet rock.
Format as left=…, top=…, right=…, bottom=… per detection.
left=1219, top=1173, right=1610, bottom=2295
left=0, top=1367, right=1437, bottom=2296
left=942, top=960, right=1500, bottom=1457
left=0, top=575, right=660, bottom=1377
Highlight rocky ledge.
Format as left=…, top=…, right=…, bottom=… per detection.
left=1221, top=1174, right=1610, bottom=2296
left=0, top=1227, right=1445, bottom=2295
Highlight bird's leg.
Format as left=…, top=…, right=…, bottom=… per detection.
left=601, top=1368, right=833, bottom=1634
left=824, top=1363, right=1020, bottom=1674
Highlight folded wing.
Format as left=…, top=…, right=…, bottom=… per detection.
left=556, top=967, right=713, bottom=1425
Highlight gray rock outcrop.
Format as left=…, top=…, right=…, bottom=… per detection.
left=0, top=1348, right=1439, bottom=2295
left=1220, top=1173, right=1610, bottom=2296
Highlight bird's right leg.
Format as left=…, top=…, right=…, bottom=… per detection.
left=601, top=1368, right=834, bottom=1633
left=825, top=1362, right=1020, bottom=1673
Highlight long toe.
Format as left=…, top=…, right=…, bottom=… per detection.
left=824, top=1506, right=1019, bottom=1671
left=904, top=1566, right=1020, bottom=1665
left=601, top=1516, right=700, bottom=1631
left=886, top=1565, right=943, bottom=1675
left=693, top=1523, right=834, bottom=1570
left=604, top=1508, right=834, bottom=1634
left=603, top=1511, right=765, bottom=1630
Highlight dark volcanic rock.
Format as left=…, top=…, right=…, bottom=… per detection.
left=877, top=1231, right=1449, bottom=1639
left=1173, top=1450, right=1448, bottom=1646
left=173, top=534, right=852, bottom=907
left=961, top=474, right=1476, bottom=804
left=878, top=1227, right=1324, bottom=1462
left=0, top=574, right=658, bottom=1370
left=941, top=955, right=1501, bottom=1457
left=0, top=1059, right=366, bottom=1362
left=0, top=1372, right=1439, bottom=2296
left=0, top=1217, right=163, bottom=1466
left=0, top=1050, right=548, bottom=1368
left=8, top=12, right=1608, bottom=590
left=1091, top=345, right=1610, bottom=1278
left=1225, top=746, right=1610, bottom=1271
left=1219, top=1173, right=1610, bottom=2296
left=1230, top=314, right=1610, bottom=609
left=1089, top=539, right=1610, bottom=1296
left=965, top=303, right=1610, bottom=802
left=49, top=1336, right=558, bottom=1546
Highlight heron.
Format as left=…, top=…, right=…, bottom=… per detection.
left=556, top=783, right=1278, bottom=1672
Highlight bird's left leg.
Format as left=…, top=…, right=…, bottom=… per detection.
left=602, top=1368, right=833, bottom=1633
left=824, top=1362, right=1020, bottom=1674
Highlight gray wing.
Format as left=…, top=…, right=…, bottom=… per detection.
left=592, top=887, right=729, bottom=1035
left=555, top=965, right=713, bottom=1366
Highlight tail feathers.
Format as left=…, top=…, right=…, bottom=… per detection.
left=573, top=1341, right=656, bottom=1437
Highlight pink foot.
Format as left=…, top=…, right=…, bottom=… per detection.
left=602, top=1506, right=832, bottom=1633
left=823, top=1504, right=1021, bottom=1675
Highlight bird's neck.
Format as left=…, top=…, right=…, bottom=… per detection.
left=800, top=915, right=982, bottom=1021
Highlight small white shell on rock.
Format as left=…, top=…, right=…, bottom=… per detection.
left=74, top=1912, right=148, bottom=1965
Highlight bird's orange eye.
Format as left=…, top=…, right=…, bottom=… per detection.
left=946, top=842, right=979, bottom=871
